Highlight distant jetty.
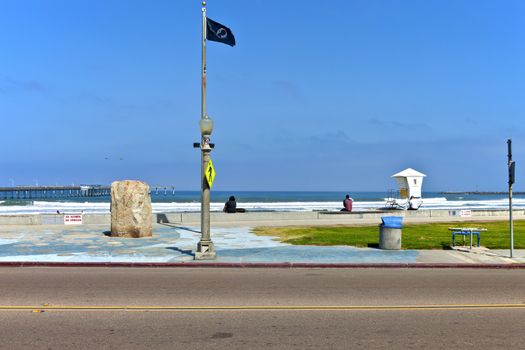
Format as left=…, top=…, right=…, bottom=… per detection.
left=440, top=191, right=525, bottom=195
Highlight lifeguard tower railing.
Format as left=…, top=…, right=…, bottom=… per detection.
left=384, top=189, right=407, bottom=210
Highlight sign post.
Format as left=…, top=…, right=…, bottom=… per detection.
left=508, top=139, right=515, bottom=258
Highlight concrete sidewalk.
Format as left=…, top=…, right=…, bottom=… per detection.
left=0, top=224, right=522, bottom=265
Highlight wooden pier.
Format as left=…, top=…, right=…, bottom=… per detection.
left=0, top=185, right=176, bottom=200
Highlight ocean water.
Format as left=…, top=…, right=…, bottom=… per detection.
left=0, top=191, right=524, bottom=215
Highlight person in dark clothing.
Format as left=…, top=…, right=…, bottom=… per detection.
left=341, top=194, right=353, bottom=212
left=223, top=195, right=237, bottom=213
left=408, top=196, right=418, bottom=210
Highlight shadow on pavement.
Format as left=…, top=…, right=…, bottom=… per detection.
left=158, top=223, right=201, bottom=234
left=166, top=246, right=195, bottom=258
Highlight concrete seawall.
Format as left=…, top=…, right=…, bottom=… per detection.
left=0, top=209, right=523, bottom=227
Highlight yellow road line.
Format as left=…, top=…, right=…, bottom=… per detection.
left=1, top=304, right=525, bottom=311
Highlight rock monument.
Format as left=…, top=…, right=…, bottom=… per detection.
left=110, top=180, right=152, bottom=238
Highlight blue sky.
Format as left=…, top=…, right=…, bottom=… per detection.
left=1, top=0, right=524, bottom=191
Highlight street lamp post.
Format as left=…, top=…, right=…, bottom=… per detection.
left=195, top=116, right=216, bottom=260
left=195, top=1, right=216, bottom=260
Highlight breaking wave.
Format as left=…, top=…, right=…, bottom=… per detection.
left=0, top=197, right=523, bottom=215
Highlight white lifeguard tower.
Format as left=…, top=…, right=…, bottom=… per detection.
left=385, top=168, right=426, bottom=209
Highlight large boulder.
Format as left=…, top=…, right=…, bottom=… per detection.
left=110, top=180, right=152, bottom=238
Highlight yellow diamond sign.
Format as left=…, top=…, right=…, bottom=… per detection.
left=205, top=159, right=216, bottom=189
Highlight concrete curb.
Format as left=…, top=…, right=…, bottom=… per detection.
left=1, top=262, right=525, bottom=269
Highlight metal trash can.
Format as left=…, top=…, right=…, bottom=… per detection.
left=379, top=216, right=403, bottom=250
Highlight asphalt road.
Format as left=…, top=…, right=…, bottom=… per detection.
left=1, top=267, right=525, bottom=349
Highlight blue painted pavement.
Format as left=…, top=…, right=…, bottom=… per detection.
left=0, top=224, right=418, bottom=264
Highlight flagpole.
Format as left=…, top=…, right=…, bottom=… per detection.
left=195, top=0, right=216, bottom=260
left=201, top=1, right=207, bottom=120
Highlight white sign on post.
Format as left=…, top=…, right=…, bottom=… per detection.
left=460, top=210, right=472, bottom=218
left=64, top=213, right=83, bottom=225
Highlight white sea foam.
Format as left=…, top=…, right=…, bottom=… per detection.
left=0, top=238, right=19, bottom=245
left=0, top=197, right=523, bottom=215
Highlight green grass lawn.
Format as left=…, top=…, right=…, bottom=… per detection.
left=253, top=220, right=525, bottom=250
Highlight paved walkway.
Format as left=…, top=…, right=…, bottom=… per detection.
left=0, top=224, right=522, bottom=265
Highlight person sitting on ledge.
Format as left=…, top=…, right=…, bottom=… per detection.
left=341, top=194, right=353, bottom=212
left=223, top=195, right=237, bottom=213
left=408, top=196, right=418, bottom=210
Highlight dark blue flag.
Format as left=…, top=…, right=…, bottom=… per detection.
left=206, top=18, right=236, bottom=47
